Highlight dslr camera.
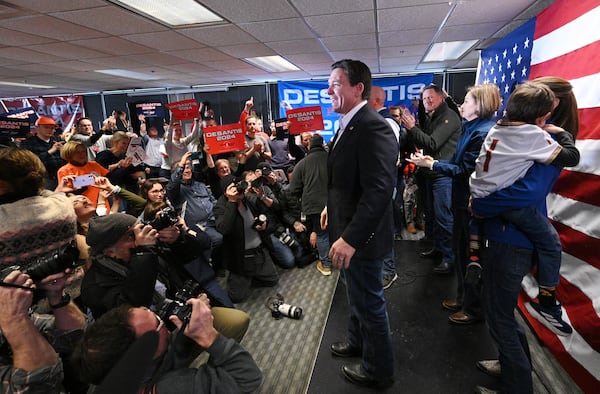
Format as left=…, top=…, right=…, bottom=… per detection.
left=275, top=227, right=297, bottom=249
left=271, top=298, right=302, bottom=320
left=144, top=206, right=178, bottom=231
left=156, top=280, right=201, bottom=331
left=0, top=241, right=82, bottom=282
left=236, top=180, right=248, bottom=195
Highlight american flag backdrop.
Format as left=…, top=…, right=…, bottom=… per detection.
left=477, top=0, right=600, bottom=391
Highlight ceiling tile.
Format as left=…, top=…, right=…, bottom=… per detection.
left=178, top=25, right=259, bottom=47
left=1, top=15, right=107, bottom=41
left=266, top=39, right=325, bottom=55
left=305, top=11, right=375, bottom=37
left=0, top=47, right=65, bottom=64
left=378, top=4, right=453, bottom=32
left=381, top=44, right=429, bottom=57
left=52, top=6, right=165, bottom=36
left=0, top=27, right=56, bottom=46
left=70, top=37, right=152, bottom=55
left=166, top=48, right=234, bottom=63
left=5, top=0, right=106, bottom=13
left=379, top=29, right=436, bottom=47
left=25, top=42, right=108, bottom=59
left=197, top=0, right=298, bottom=23
left=240, top=18, right=314, bottom=42
left=219, top=43, right=276, bottom=58
left=290, top=0, right=373, bottom=16
left=285, top=53, right=334, bottom=64
left=322, top=34, right=376, bottom=51
left=122, top=31, right=204, bottom=51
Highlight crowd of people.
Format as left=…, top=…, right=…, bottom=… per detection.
left=0, top=57, right=581, bottom=393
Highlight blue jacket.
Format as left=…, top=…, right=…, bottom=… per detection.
left=472, top=163, right=561, bottom=248
left=167, top=165, right=216, bottom=227
left=432, top=117, right=495, bottom=210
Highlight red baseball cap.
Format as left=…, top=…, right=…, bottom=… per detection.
left=35, top=116, right=58, bottom=127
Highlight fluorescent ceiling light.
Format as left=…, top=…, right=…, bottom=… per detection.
left=423, top=40, right=478, bottom=62
left=95, top=69, right=162, bottom=80
left=0, top=81, right=55, bottom=89
left=109, top=0, right=222, bottom=26
left=243, top=56, right=300, bottom=73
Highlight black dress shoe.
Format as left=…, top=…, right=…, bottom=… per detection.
left=420, top=248, right=442, bottom=259
left=342, top=363, right=393, bottom=388
left=331, top=342, right=361, bottom=358
left=433, top=261, right=452, bottom=275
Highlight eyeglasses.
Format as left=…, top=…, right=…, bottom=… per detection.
left=149, top=189, right=165, bottom=194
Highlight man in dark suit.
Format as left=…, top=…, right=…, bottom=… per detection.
left=321, top=59, right=396, bottom=388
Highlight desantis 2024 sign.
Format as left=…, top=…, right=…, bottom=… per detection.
left=278, top=74, right=433, bottom=142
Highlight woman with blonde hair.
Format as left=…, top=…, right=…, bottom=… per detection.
left=408, top=83, right=501, bottom=324
left=57, top=140, right=110, bottom=210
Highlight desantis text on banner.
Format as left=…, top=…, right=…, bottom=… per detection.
left=286, top=106, right=324, bottom=135
left=166, top=99, right=199, bottom=121
left=278, top=74, right=433, bottom=142
left=203, top=123, right=245, bottom=155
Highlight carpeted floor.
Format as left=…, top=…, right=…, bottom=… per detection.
left=230, top=263, right=340, bottom=394
left=215, top=234, right=578, bottom=393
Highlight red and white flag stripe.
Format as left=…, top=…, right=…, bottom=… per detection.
left=521, top=0, right=600, bottom=391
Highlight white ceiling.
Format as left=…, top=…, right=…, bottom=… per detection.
left=0, top=0, right=554, bottom=99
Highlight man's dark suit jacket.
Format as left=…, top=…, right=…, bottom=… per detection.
left=327, top=103, right=398, bottom=260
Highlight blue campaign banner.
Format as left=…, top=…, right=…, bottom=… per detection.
left=278, top=74, right=433, bottom=142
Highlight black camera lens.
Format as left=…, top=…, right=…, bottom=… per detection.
left=253, top=214, right=267, bottom=227
left=0, top=241, right=84, bottom=282
left=236, top=181, right=248, bottom=194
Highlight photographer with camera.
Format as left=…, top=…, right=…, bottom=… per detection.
left=244, top=170, right=304, bottom=269
left=0, top=148, right=88, bottom=393
left=214, top=174, right=279, bottom=303
left=143, top=201, right=233, bottom=309
left=72, top=295, right=262, bottom=393
left=80, top=213, right=248, bottom=339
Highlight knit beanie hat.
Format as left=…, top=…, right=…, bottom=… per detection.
left=87, top=213, right=137, bottom=255
left=0, top=190, right=77, bottom=266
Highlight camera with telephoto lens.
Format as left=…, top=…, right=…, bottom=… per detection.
left=155, top=280, right=201, bottom=331
left=0, top=241, right=83, bottom=282
left=271, top=298, right=302, bottom=320
left=144, top=206, right=178, bottom=231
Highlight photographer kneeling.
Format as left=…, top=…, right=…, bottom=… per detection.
left=72, top=295, right=262, bottom=393
left=80, top=212, right=249, bottom=342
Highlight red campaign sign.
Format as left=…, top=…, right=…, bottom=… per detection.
left=203, top=123, right=245, bottom=155
left=165, top=99, right=199, bottom=120
left=1, top=96, right=85, bottom=133
left=285, top=105, right=324, bottom=135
